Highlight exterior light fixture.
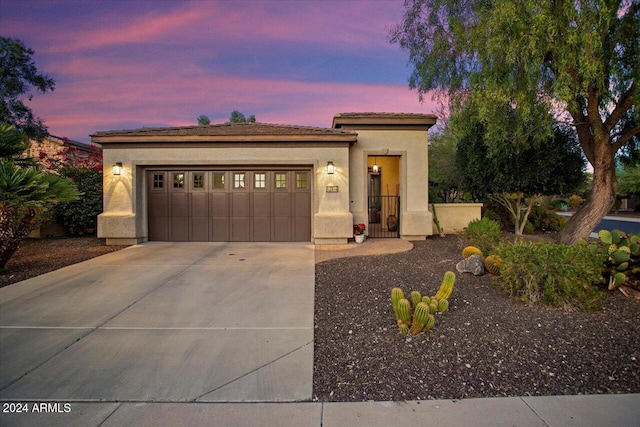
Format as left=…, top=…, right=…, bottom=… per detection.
left=113, top=162, right=123, bottom=175
left=373, top=157, right=379, bottom=173
left=327, top=161, right=335, bottom=174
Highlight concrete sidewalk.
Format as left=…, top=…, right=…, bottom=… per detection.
left=1, top=394, right=639, bottom=426
left=314, top=237, right=413, bottom=263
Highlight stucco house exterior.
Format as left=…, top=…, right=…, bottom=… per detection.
left=92, top=112, right=439, bottom=245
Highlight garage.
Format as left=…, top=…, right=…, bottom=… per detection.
left=147, top=169, right=311, bottom=242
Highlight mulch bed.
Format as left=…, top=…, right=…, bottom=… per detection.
left=313, top=234, right=640, bottom=401
left=0, top=237, right=128, bottom=287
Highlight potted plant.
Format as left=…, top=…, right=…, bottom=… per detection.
left=353, top=223, right=366, bottom=243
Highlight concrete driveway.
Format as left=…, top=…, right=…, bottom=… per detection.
left=0, top=242, right=315, bottom=403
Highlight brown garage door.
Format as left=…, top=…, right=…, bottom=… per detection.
left=147, top=170, right=311, bottom=242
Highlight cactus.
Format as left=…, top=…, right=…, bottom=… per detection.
left=413, top=302, right=430, bottom=324
left=462, top=246, right=483, bottom=259
left=484, top=255, right=502, bottom=275
left=429, top=300, right=438, bottom=314
left=593, top=229, right=640, bottom=294
left=598, top=229, right=613, bottom=244
left=409, top=322, right=425, bottom=335
left=435, top=271, right=456, bottom=301
left=612, top=249, right=631, bottom=264
left=411, top=290, right=422, bottom=308
left=611, top=229, right=625, bottom=244
left=422, top=314, right=436, bottom=332
left=397, top=299, right=411, bottom=324
left=609, top=272, right=626, bottom=290
left=391, top=287, right=404, bottom=318
left=390, top=279, right=454, bottom=336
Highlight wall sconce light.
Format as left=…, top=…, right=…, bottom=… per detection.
left=113, top=162, right=123, bottom=175
left=373, top=157, right=379, bottom=173
left=326, top=161, right=335, bottom=174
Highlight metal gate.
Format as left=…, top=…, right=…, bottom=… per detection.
left=367, top=195, right=400, bottom=238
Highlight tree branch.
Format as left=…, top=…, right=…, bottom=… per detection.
left=612, top=124, right=640, bottom=152
left=604, top=81, right=636, bottom=133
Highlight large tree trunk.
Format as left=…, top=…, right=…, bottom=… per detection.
left=559, top=138, right=616, bottom=245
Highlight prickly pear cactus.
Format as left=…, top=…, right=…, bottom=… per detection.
left=592, top=229, right=640, bottom=292
left=462, top=246, right=483, bottom=259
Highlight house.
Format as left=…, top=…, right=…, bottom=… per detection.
left=26, top=134, right=98, bottom=165
left=91, top=112, right=440, bottom=245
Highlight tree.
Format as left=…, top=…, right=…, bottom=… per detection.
left=455, top=106, right=586, bottom=235
left=0, top=37, right=55, bottom=139
left=0, top=125, right=78, bottom=269
left=197, top=115, right=210, bottom=126
left=390, top=0, right=639, bottom=244
left=428, top=131, right=460, bottom=202
left=617, top=164, right=640, bottom=198
left=48, top=141, right=103, bottom=236
left=228, top=110, right=256, bottom=123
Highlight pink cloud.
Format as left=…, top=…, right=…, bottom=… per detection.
left=31, top=72, right=438, bottom=141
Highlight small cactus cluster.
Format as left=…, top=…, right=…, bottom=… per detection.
left=583, top=229, right=640, bottom=290
left=391, top=271, right=455, bottom=335
left=461, top=246, right=503, bottom=275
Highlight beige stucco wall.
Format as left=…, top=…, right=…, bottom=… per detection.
left=429, top=203, right=483, bottom=233
left=349, top=129, right=432, bottom=240
left=98, top=145, right=352, bottom=244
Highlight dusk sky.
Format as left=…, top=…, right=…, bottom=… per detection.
left=1, top=0, right=439, bottom=143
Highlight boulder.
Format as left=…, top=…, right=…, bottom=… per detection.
left=456, top=254, right=485, bottom=276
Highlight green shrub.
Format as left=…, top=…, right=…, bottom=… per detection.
left=527, top=205, right=567, bottom=232
left=495, top=240, right=605, bottom=311
left=462, top=217, right=502, bottom=254
left=54, top=165, right=102, bottom=235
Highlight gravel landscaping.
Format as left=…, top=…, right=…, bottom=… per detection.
left=0, top=237, right=128, bottom=287
left=313, top=235, right=640, bottom=402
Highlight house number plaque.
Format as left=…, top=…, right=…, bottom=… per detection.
left=326, top=186, right=339, bottom=193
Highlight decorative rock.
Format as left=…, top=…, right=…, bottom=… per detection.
left=456, top=254, right=485, bottom=276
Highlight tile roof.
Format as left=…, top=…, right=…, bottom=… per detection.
left=92, top=122, right=357, bottom=144
left=332, top=112, right=437, bottom=128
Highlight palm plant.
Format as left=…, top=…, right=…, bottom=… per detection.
left=0, top=125, right=79, bottom=269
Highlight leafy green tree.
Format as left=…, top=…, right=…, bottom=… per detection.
left=0, top=125, right=79, bottom=269
left=0, top=37, right=55, bottom=140
left=197, top=115, right=210, bottom=126
left=428, top=131, right=460, bottom=202
left=455, top=106, right=586, bottom=235
left=617, top=164, right=640, bottom=198
left=391, top=0, right=639, bottom=244
left=228, top=110, right=256, bottom=123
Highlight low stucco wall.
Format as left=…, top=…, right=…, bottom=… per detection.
left=429, top=203, right=483, bottom=234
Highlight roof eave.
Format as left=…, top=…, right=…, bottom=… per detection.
left=91, top=134, right=358, bottom=144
